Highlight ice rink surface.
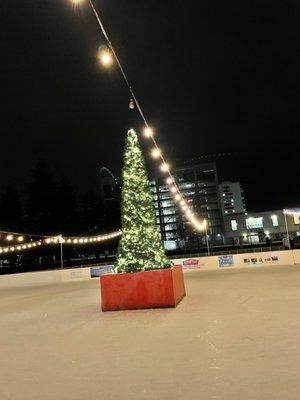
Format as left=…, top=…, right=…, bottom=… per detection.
left=1, top=265, right=300, bottom=400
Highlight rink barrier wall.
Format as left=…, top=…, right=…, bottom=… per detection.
left=0, top=250, right=299, bottom=287
left=0, top=267, right=91, bottom=287
left=174, top=249, right=300, bottom=271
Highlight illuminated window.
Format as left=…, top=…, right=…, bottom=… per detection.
left=163, top=240, right=177, bottom=251
left=271, top=215, right=279, bottom=227
left=246, top=217, right=263, bottom=229
left=162, top=209, right=176, bottom=216
left=179, top=183, right=195, bottom=189
left=294, top=214, right=300, bottom=225
left=161, top=200, right=173, bottom=207
left=231, top=220, right=238, bottom=231
left=163, top=216, right=177, bottom=223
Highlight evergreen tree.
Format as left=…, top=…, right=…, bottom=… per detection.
left=114, top=129, right=171, bottom=273
left=78, top=190, right=101, bottom=232
left=53, top=179, right=77, bottom=233
left=25, top=159, right=56, bottom=233
left=0, top=186, right=23, bottom=230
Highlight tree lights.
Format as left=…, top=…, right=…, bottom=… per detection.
left=114, top=129, right=171, bottom=273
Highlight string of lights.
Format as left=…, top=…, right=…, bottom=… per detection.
left=71, top=0, right=206, bottom=232
left=0, top=230, right=122, bottom=255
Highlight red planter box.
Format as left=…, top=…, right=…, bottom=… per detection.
left=100, top=265, right=186, bottom=311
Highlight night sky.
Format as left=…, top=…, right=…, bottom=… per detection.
left=0, top=0, right=299, bottom=211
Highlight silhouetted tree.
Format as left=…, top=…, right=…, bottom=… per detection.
left=53, top=179, right=77, bottom=233
left=0, top=186, right=23, bottom=231
left=78, top=190, right=101, bottom=232
left=25, top=159, right=57, bottom=234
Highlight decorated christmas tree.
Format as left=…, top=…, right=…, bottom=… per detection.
left=114, top=129, right=172, bottom=273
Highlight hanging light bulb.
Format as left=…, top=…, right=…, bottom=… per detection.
left=129, top=98, right=134, bottom=109
left=160, top=163, right=170, bottom=172
left=143, top=127, right=153, bottom=138
left=98, top=47, right=113, bottom=67
left=166, top=177, right=173, bottom=185
left=151, top=148, right=161, bottom=158
left=174, top=194, right=181, bottom=202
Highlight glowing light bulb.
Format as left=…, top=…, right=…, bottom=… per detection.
left=143, top=127, right=153, bottom=138
left=151, top=148, right=161, bottom=158
left=17, top=236, right=24, bottom=242
left=160, top=163, right=170, bottom=172
left=98, top=49, right=113, bottom=67
left=6, top=235, right=13, bottom=241
left=175, top=194, right=181, bottom=202
left=72, top=0, right=83, bottom=4
left=170, top=186, right=177, bottom=193
left=166, top=177, right=173, bottom=185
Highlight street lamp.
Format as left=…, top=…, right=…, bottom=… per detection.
left=58, top=235, right=65, bottom=269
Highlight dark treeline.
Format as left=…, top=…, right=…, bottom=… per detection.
left=0, top=159, right=121, bottom=236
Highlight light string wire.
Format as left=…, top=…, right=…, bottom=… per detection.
left=0, top=230, right=122, bottom=255
left=87, top=0, right=205, bottom=231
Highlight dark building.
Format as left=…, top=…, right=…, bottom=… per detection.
left=151, top=161, right=224, bottom=252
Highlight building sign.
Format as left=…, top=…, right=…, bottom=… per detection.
left=90, top=265, right=113, bottom=277
left=218, top=255, right=234, bottom=267
left=243, top=254, right=279, bottom=265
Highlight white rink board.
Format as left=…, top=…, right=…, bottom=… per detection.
left=173, top=249, right=300, bottom=271
left=0, top=267, right=91, bottom=287
left=0, top=250, right=299, bottom=287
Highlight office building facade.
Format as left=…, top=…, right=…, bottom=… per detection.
left=151, top=162, right=224, bottom=251
left=219, top=181, right=246, bottom=215
left=223, top=209, right=300, bottom=245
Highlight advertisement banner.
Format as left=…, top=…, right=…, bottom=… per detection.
left=218, top=255, right=234, bottom=268
left=175, top=258, right=205, bottom=270
left=243, top=254, right=279, bottom=266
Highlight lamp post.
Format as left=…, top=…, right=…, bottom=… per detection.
left=203, top=219, right=210, bottom=256
left=283, top=210, right=291, bottom=250
left=58, top=235, right=65, bottom=269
